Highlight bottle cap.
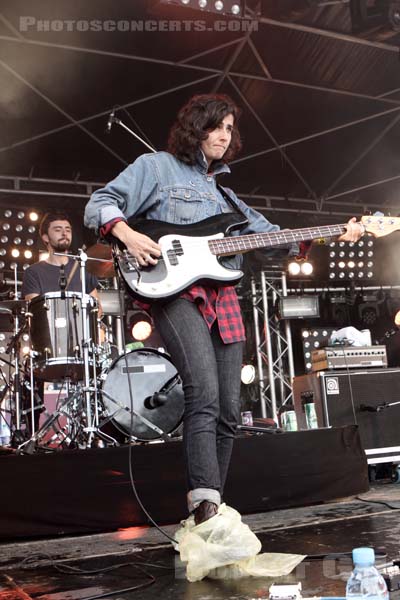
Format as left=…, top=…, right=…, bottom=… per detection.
left=352, top=547, right=375, bottom=566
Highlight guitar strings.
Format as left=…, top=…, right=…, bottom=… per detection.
left=122, top=223, right=349, bottom=260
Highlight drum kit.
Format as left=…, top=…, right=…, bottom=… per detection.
left=0, top=245, right=184, bottom=453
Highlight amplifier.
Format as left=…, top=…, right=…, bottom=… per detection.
left=293, top=368, right=400, bottom=464
left=311, top=345, right=387, bottom=371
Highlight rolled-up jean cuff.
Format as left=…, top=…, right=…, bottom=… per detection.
left=187, top=488, right=221, bottom=513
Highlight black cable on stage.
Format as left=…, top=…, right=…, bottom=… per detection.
left=117, top=294, right=179, bottom=546
left=355, top=495, right=400, bottom=510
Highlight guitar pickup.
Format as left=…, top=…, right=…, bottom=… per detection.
left=172, top=239, right=184, bottom=256
left=167, top=249, right=179, bottom=266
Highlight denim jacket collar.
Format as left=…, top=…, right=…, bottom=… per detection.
left=196, top=149, right=231, bottom=177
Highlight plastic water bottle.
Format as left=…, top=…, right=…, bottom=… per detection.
left=0, top=413, right=10, bottom=446
left=346, top=547, right=389, bottom=600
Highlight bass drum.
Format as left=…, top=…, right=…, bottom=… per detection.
left=101, top=348, right=184, bottom=442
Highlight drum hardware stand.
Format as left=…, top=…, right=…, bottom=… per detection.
left=99, top=388, right=173, bottom=442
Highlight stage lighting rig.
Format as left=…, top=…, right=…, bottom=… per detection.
left=160, top=0, right=244, bottom=16
left=302, top=327, right=335, bottom=372
left=328, top=238, right=374, bottom=282
left=287, top=260, right=314, bottom=277
left=0, top=208, right=40, bottom=274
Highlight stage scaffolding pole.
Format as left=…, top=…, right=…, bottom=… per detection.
left=250, top=270, right=295, bottom=421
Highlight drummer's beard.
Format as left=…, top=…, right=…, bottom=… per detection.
left=51, top=238, right=71, bottom=252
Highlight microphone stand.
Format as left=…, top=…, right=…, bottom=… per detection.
left=108, top=114, right=156, bottom=153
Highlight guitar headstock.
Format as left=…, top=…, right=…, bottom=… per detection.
left=361, top=215, right=400, bottom=238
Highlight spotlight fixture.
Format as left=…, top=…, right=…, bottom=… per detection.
left=129, top=311, right=153, bottom=342
left=301, top=327, right=335, bottom=372
left=241, top=364, right=256, bottom=385
left=0, top=208, right=40, bottom=273
left=328, top=239, right=374, bottom=281
left=29, top=212, right=39, bottom=222
left=288, top=261, right=301, bottom=276
left=160, top=0, right=243, bottom=16
left=287, top=260, right=314, bottom=277
left=280, top=296, right=320, bottom=319
left=388, top=0, right=400, bottom=30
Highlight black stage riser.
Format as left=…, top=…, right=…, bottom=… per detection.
left=0, top=426, right=368, bottom=539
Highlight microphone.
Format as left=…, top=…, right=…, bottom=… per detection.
left=59, top=264, right=66, bottom=299
left=106, top=108, right=115, bottom=133
left=144, top=392, right=168, bottom=410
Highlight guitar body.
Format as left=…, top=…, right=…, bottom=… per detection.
left=115, top=213, right=248, bottom=302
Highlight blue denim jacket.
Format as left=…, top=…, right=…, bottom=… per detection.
left=84, top=151, right=284, bottom=270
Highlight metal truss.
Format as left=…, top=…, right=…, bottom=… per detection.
left=250, top=270, right=295, bottom=421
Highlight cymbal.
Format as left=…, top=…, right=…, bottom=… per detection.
left=86, top=243, right=115, bottom=278
left=0, top=300, right=27, bottom=313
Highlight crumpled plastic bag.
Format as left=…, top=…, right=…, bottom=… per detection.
left=174, top=503, right=305, bottom=582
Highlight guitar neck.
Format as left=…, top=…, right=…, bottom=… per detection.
left=209, top=223, right=347, bottom=256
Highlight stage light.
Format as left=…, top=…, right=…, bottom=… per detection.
left=17, top=211, right=25, bottom=219
left=280, top=296, right=320, bottom=319
left=241, top=364, right=256, bottom=385
left=29, top=211, right=39, bottom=222
left=4, top=210, right=11, bottom=218
left=24, top=250, right=33, bottom=259
left=300, top=262, right=313, bottom=276
left=15, top=225, right=23, bottom=232
left=301, top=327, right=335, bottom=372
left=0, top=249, right=5, bottom=256
left=288, top=261, right=301, bottom=276
left=22, top=346, right=30, bottom=355
left=160, top=0, right=243, bottom=16
left=328, top=238, right=374, bottom=282
left=0, top=236, right=8, bottom=244
left=11, top=249, right=20, bottom=258
left=28, top=226, right=36, bottom=234
left=13, top=238, right=21, bottom=245
left=26, top=239, right=34, bottom=246
left=130, top=311, right=153, bottom=342
left=2, top=224, right=10, bottom=231
left=394, top=310, right=400, bottom=326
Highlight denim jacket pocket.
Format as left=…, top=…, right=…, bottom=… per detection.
left=167, top=187, right=204, bottom=224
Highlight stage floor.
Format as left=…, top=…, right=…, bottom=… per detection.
left=1, top=482, right=400, bottom=599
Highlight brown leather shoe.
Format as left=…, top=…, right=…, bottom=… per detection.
left=194, top=500, right=218, bottom=525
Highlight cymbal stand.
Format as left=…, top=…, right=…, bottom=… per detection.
left=9, top=266, right=24, bottom=436
left=74, top=247, right=98, bottom=446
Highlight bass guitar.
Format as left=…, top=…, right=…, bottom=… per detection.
left=113, top=213, right=400, bottom=302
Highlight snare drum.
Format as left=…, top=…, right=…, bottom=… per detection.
left=29, top=291, right=98, bottom=381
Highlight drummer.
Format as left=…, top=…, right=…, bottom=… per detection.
left=21, top=212, right=98, bottom=301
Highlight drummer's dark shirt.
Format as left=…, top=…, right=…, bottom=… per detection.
left=21, top=258, right=98, bottom=298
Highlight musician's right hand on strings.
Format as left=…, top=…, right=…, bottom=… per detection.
left=111, top=221, right=161, bottom=267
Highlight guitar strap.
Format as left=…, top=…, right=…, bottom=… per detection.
left=216, top=183, right=248, bottom=223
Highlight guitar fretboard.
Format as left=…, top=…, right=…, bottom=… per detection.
left=208, top=224, right=347, bottom=256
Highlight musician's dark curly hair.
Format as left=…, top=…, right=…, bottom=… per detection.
left=40, top=212, right=72, bottom=237
left=167, top=94, right=242, bottom=165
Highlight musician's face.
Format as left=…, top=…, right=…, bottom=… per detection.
left=201, top=113, right=234, bottom=167
left=42, top=220, right=72, bottom=252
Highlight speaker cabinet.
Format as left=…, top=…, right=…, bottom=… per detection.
left=293, top=368, right=400, bottom=464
